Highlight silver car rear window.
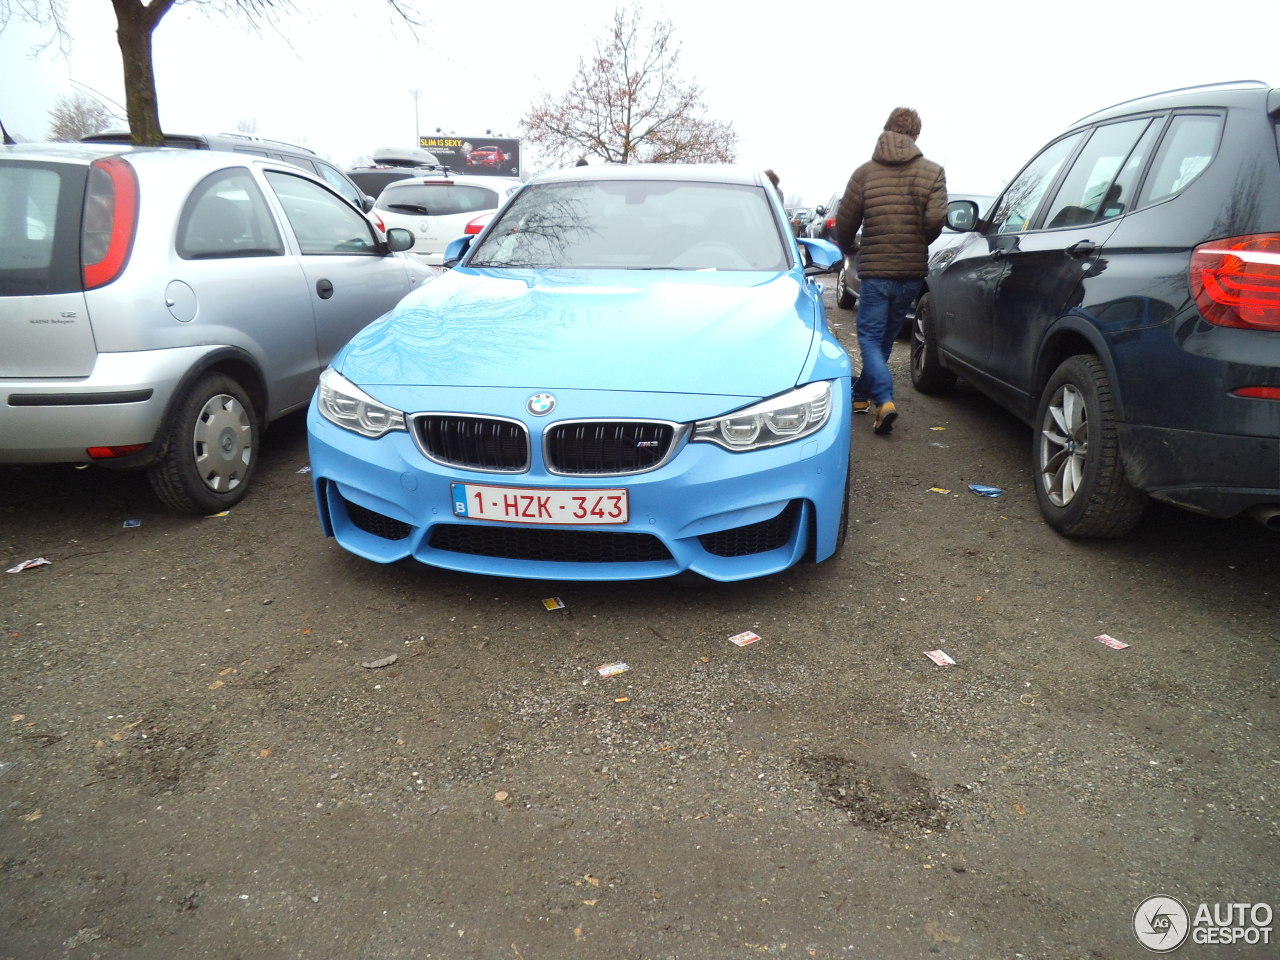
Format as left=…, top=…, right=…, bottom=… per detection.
left=0, top=161, right=85, bottom=296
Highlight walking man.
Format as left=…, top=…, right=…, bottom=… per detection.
left=837, top=107, right=947, bottom=434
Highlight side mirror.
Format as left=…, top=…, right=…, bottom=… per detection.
left=442, top=234, right=472, bottom=268
left=797, top=237, right=841, bottom=274
left=385, top=227, right=414, bottom=252
left=945, top=199, right=980, bottom=232
left=814, top=205, right=826, bottom=217
left=361, top=194, right=375, bottom=213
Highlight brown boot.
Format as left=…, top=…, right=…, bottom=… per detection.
left=873, top=401, right=898, bottom=435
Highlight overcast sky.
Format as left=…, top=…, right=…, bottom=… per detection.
left=3, top=0, right=1279, bottom=206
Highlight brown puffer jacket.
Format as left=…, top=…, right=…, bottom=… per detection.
left=836, top=131, right=948, bottom=279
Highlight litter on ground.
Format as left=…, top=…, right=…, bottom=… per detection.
left=5, top=558, right=51, bottom=574
left=1094, top=634, right=1130, bottom=650
left=729, top=631, right=761, bottom=646
left=597, top=661, right=630, bottom=677
left=968, top=484, right=1004, bottom=497
left=924, top=649, right=957, bottom=666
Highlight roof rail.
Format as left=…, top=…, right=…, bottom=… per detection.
left=1072, top=79, right=1271, bottom=125
left=216, top=132, right=317, bottom=155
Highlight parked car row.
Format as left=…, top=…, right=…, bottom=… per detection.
left=6, top=79, right=1276, bottom=564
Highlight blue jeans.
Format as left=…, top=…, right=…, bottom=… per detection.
left=853, top=277, right=922, bottom=406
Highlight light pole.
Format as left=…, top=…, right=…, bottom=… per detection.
left=411, top=89, right=421, bottom=148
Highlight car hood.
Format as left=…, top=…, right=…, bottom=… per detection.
left=336, top=267, right=820, bottom=398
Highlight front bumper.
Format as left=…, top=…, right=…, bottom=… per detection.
left=306, top=389, right=851, bottom=582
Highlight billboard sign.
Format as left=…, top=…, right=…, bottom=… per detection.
left=420, top=135, right=521, bottom=178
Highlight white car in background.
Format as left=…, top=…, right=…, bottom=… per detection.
left=373, top=174, right=522, bottom=266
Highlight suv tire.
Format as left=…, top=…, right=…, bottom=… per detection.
left=835, top=263, right=856, bottom=310
left=1033, top=355, right=1146, bottom=538
left=909, top=292, right=957, bottom=394
left=149, top=373, right=259, bottom=513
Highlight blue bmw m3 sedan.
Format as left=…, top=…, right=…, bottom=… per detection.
left=306, top=163, right=852, bottom=581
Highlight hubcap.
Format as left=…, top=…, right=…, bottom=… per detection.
left=191, top=393, right=252, bottom=493
left=1039, top=384, right=1087, bottom=507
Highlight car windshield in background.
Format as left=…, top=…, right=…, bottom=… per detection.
left=467, top=179, right=789, bottom=271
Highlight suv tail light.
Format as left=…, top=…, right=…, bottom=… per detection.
left=82, top=157, right=139, bottom=290
left=1190, top=233, right=1280, bottom=331
left=464, top=213, right=492, bottom=235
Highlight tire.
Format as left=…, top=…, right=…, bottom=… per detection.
left=1033, top=355, right=1146, bottom=538
left=835, top=264, right=855, bottom=309
left=834, top=458, right=851, bottom=554
left=909, top=292, right=957, bottom=394
left=148, top=373, right=259, bottom=514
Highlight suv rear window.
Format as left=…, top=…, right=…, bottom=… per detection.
left=0, top=161, right=85, bottom=296
left=348, top=170, right=424, bottom=198
left=1137, top=113, right=1223, bottom=205
left=376, top=182, right=500, bottom=217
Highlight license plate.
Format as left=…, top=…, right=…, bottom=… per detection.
left=451, top=482, right=629, bottom=525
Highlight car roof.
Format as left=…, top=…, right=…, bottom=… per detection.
left=1071, top=79, right=1277, bottom=127
left=2, top=141, right=334, bottom=183
left=83, top=129, right=320, bottom=157
left=2, top=141, right=135, bottom=164
left=529, top=163, right=768, bottom=188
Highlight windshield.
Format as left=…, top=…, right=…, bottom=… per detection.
left=467, top=179, right=789, bottom=271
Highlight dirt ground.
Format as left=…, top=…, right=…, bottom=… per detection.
left=2, top=281, right=1278, bottom=960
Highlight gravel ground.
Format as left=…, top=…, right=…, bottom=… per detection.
left=2, top=280, right=1277, bottom=959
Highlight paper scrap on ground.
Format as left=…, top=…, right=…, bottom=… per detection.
left=924, top=649, right=956, bottom=666
left=5, top=558, right=51, bottom=574
left=929, top=487, right=951, bottom=495
left=597, top=661, right=630, bottom=677
left=360, top=654, right=398, bottom=669
left=542, top=597, right=565, bottom=611
left=123, top=519, right=141, bottom=529
left=729, top=631, right=761, bottom=646
left=1094, top=634, right=1130, bottom=650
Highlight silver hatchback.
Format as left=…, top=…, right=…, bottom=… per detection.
left=0, top=142, right=432, bottom=512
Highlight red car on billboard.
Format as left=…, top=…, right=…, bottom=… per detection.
left=466, top=145, right=508, bottom=169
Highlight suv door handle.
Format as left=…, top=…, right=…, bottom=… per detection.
left=1066, top=240, right=1098, bottom=259
left=316, top=279, right=334, bottom=299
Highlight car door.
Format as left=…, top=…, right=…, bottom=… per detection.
left=172, top=167, right=320, bottom=413
left=981, top=117, right=1159, bottom=412
left=933, top=131, right=1086, bottom=375
left=262, top=170, right=422, bottom=384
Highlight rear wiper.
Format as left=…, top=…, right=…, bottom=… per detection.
left=386, top=204, right=431, bottom=215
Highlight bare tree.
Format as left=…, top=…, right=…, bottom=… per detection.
left=233, top=116, right=258, bottom=135
left=521, top=6, right=737, bottom=167
left=3, top=0, right=424, bottom=146
left=46, top=91, right=116, bottom=141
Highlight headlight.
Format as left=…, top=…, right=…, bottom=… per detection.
left=692, top=381, right=832, bottom=451
left=316, top=367, right=406, bottom=438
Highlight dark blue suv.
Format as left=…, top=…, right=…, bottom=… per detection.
left=911, top=81, right=1280, bottom=537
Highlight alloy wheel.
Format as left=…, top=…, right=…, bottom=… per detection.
left=1038, top=382, right=1088, bottom=507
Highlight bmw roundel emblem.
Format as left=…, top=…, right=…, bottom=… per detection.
left=527, top=393, right=556, bottom=416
